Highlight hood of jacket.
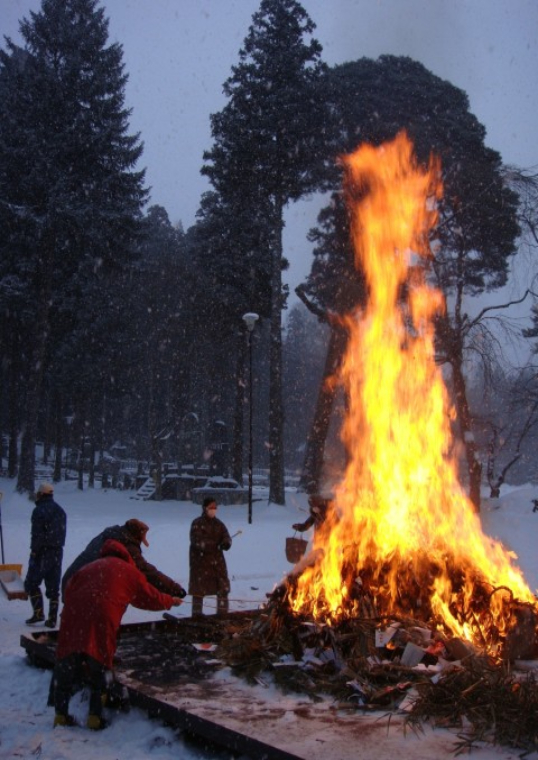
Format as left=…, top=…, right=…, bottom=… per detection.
left=100, top=538, right=135, bottom=565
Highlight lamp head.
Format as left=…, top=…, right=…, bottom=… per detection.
left=242, top=312, right=259, bottom=332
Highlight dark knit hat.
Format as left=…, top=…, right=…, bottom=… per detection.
left=125, top=518, right=149, bottom=546
left=202, top=496, right=217, bottom=510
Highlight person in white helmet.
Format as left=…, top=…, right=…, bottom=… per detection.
left=24, top=482, right=66, bottom=627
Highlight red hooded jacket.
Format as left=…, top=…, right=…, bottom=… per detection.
left=56, top=539, right=174, bottom=668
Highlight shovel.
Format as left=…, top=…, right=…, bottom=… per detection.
left=0, top=492, right=27, bottom=600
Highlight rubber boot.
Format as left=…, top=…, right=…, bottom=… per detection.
left=45, top=599, right=59, bottom=628
left=217, top=594, right=229, bottom=616
left=26, top=592, right=45, bottom=625
left=106, top=680, right=130, bottom=713
left=192, top=596, right=203, bottom=617
left=53, top=714, right=77, bottom=728
left=87, top=714, right=109, bottom=730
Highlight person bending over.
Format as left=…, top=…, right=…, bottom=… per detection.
left=61, top=518, right=186, bottom=600
left=52, top=539, right=182, bottom=730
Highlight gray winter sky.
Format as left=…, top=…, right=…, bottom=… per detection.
left=3, top=0, right=538, bottom=300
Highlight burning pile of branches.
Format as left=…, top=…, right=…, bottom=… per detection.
left=283, top=554, right=538, bottom=661
left=213, top=592, right=538, bottom=754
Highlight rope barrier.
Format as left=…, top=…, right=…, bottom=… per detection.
left=182, top=596, right=269, bottom=611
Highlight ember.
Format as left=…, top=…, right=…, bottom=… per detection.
left=286, top=133, right=538, bottom=658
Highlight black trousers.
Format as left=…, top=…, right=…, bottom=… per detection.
left=24, top=547, right=63, bottom=601
left=53, top=653, right=106, bottom=718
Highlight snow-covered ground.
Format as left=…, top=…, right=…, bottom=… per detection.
left=0, top=476, right=537, bottom=760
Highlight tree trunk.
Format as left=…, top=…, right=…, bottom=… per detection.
left=301, top=326, right=348, bottom=493
left=77, top=423, right=84, bottom=491
left=88, top=436, right=96, bottom=488
left=17, top=280, right=51, bottom=494
left=42, top=391, right=51, bottom=466
left=451, top=354, right=482, bottom=512
left=7, top=346, right=19, bottom=479
left=53, top=396, right=63, bottom=483
left=268, top=198, right=285, bottom=505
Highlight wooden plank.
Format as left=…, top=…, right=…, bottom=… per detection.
left=18, top=615, right=478, bottom=760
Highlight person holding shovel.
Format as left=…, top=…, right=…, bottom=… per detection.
left=188, top=497, right=232, bottom=616
left=24, top=483, right=66, bottom=627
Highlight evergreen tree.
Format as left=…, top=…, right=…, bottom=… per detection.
left=202, top=0, right=334, bottom=504
left=0, top=0, right=147, bottom=493
left=186, top=191, right=273, bottom=483
left=300, top=55, right=520, bottom=508
left=127, top=205, right=192, bottom=488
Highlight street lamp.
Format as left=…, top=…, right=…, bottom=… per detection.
left=242, top=312, right=259, bottom=524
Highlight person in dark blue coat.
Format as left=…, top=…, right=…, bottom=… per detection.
left=24, top=482, right=66, bottom=627
left=61, top=518, right=187, bottom=601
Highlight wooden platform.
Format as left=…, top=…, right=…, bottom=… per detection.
left=19, top=613, right=486, bottom=760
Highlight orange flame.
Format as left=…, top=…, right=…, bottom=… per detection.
left=289, top=133, right=536, bottom=648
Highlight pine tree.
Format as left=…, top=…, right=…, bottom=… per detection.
left=300, top=55, right=520, bottom=508
left=0, top=0, right=147, bottom=493
left=202, top=0, right=334, bottom=504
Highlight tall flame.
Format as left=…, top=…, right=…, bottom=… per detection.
left=289, top=133, right=536, bottom=647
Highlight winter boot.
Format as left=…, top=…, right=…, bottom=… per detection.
left=105, top=681, right=130, bottom=713
left=192, top=596, right=203, bottom=617
left=217, top=594, right=229, bottom=616
left=87, top=714, right=109, bottom=730
left=45, top=599, right=59, bottom=628
left=25, top=593, right=45, bottom=625
left=53, top=713, right=77, bottom=728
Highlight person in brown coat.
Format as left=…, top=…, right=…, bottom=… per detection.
left=188, top=497, right=232, bottom=616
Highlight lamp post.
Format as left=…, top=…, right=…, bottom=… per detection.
left=242, top=312, right=259, bottom=524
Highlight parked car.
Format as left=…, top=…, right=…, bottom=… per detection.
left=191, top=476, right=249, bottom=506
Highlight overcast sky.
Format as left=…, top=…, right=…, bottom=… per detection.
left=3, top=0, right=538, bottom=298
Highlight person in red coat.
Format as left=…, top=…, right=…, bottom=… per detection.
left=52, top=538, right=182, bottom=730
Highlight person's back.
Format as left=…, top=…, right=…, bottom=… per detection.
left=31, top=494, right=67, bottom=551
left=61, top=519, right=186, bottom=599
left=61, top=524, right=126, bottom=596
left=57, top=539, right=176, bottom=668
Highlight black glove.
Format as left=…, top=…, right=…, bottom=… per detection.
left=219, top=541, right=231, bottom=551
left=292, top=523, right=303, bottom=532
left=177, top=587, right=187, bottom=599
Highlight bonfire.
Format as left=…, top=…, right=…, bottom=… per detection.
left=214, top=134, right=538, bottom=752
left=280, top=132, right=537, bottom=661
